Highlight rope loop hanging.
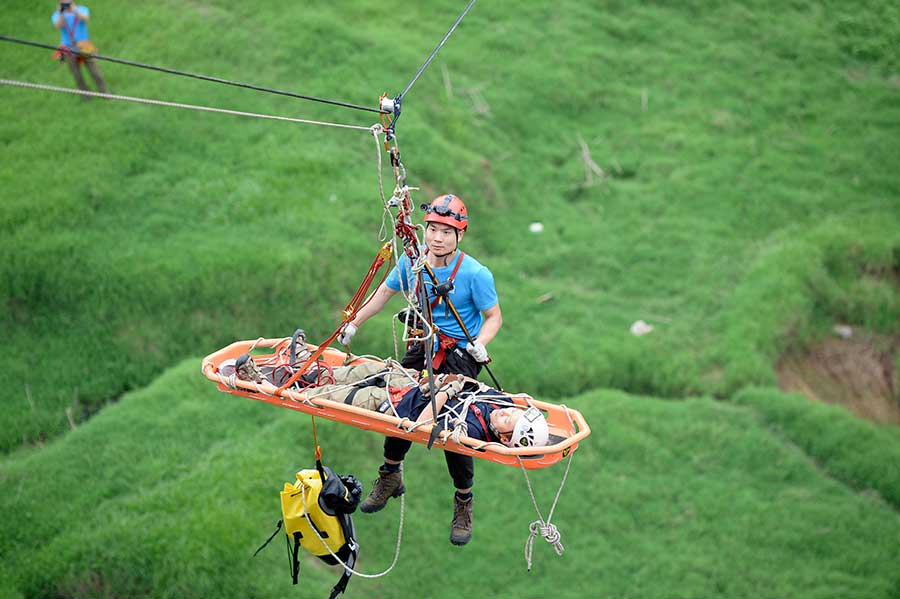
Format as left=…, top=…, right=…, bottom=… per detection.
left=517, top=405, right=578, bottom=571
left=299, top=479, right=406, bottom=580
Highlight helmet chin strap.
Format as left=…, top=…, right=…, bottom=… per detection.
left=428, top=244, right=458, bottom=265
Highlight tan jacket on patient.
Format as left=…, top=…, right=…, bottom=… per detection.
left=311, top=362, right=414, bottom=412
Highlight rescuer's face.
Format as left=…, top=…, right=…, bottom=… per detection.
left=425, top=222, right=463, bottom=257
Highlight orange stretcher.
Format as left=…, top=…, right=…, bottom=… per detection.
left=201, top=338, right=590, bottom=469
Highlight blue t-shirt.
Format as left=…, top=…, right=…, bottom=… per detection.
left=385, top=251, right=498, bottom=349
left=51, top=7, right=91, bottom=47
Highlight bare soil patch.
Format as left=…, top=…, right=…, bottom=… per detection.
left=777, top=329, right=900, bottom=426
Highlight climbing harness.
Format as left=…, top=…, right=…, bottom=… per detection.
left=51, top=13, right=98, bottom=64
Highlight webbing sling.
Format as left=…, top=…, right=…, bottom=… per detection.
left=469, top=403, right=492, bottom=441
left=414, top=251, right=466, bottom=370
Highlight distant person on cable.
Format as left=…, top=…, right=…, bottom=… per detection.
left=51, top=2, right=108, bottom=95
left=336, top=193, right=502, bottom=546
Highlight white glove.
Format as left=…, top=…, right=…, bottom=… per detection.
left=465, top=341, right=488, bottom=363
left=420, top=373, right=464, bottom=398
left=439, top=373, right=465, bottom=398
left=337, top=322, right=358, bottom=346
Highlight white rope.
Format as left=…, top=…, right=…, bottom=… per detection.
left=247, top=337, right=270, bottom=353
left=391, top=317, right=402, bottom=363
left=369, top=130, right=437, bottom=351
left=214, top=371, right=278, bottom=398
left=518, top=405, right=577, bottom=571
left=372, top=126, right=394, bottom=243
left=299, top=364, right=416, bottom=403
left=400, top=252, right=434, bottom=343
left=368, top=126, right=436, bottom=360
left=0, top=79, right=377, bottom=132
left=524, top=521, right=562, bottom=570
left=299, top=477, right=405, bottom=579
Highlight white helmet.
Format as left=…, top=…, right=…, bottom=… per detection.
left=510, top=407, right=550, bottom=448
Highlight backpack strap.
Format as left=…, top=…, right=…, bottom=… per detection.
left=290, top=532, right=302, bottom=585
left=60, top=12, right=86, bottom=62
left=328, top=514, right=359, bottom=599
left=61, top=13, right=78, bottom=48
left=252, top=520, right=283, bottom=558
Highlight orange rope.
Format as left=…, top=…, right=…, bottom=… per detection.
left=276, top=242, right=393, bottom=393
left=311, top=416, right=321, bottom=460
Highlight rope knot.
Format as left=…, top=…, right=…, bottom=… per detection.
left=450, top=419, right=468, bottom=444
left=524, top=520, right=565, bottom=570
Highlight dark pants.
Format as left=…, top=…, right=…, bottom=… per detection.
left=65, top=54, right=108, bottom=94
left=384, top=341, right=482, bottom=490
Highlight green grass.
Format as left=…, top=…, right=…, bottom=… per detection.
left=735, top=387, right=900, bottom=508
left=1, top=362, right=898, bottom=598
left=2, top=0, right=900, bottom=596
left=3, top=0, right=899, bottom=451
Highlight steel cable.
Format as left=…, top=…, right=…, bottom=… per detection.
left=0, top=79, right=377, bottom=131
left=0, top=34, right=386, bottom=115
left=398, top=0, right=477, bottom=100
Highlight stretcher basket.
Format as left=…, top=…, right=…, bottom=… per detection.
left=201, top=338, right=590, bottom=469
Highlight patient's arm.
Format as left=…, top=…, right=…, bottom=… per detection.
left=414, top=390, right=450, bottom=425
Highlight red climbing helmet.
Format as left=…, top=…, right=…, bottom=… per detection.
left=421, top=194, right=468, bottom=231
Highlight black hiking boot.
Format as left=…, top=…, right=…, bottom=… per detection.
left=360, top=467, right=405, bottom=513
left=450, top=494, right=473, bottom=546
left=235, top=353, right=265, bottom=383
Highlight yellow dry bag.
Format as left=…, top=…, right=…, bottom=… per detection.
left=254, top=462, right=362, bottom=599
left=282, top=468, right=349, bottom=558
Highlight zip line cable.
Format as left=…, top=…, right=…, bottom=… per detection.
left=3, top=0, right=477, bottom=131
left=0, top=79, right=377, bottom=132
left=398, top=0, right=476, bottom=100
left=0, top=35, right=387, bottom=115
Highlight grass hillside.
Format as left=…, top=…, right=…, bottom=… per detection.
left=2, top=0, right=899, bottom=597
left=1, top=362, right=898, bottom=598
left=2, top=0, right=897, bottom=451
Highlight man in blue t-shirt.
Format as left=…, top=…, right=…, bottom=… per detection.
left=51, top=2, right=108, bottom=94
left=336, top=193, right=502, bottom=546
